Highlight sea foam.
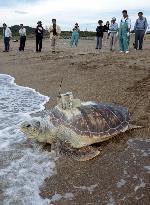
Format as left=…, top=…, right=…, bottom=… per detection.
left=0, top=74, right=56, bottom=205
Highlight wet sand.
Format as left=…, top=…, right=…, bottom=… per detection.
left=0, top=38, right=150, bottom=204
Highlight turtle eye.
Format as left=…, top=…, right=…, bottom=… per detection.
left=26, top=124, right=31, bottom=128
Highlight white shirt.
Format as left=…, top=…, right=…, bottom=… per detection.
left=109, top=22, right=118, bottom=32
left=120, top=17, right=131, bottom=29
left=3, top=27, right=12, bottom=37
left=19, top=28, right=26, bottom=36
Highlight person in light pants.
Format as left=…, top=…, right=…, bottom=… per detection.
left=103, top=21, right=110, bottom=45
left=109, top=17, right=118, bottom=51
left=49, top=19, right=61, bottom=53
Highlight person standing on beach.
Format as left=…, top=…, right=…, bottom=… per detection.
left=109, top=17, right=118, bottom=51
left=35, top=21, right=44, bottom=52
left=49, top=19, right=61, bottom=53
left=96, top=20, right=104, bottom=49
left=3, top=23, right=12, bottom=52
left=103, top=21, right=110, bottom=43
left=134, top=12, right=148, bottom=50
left=70, top=23, right=80, bottom=47
left=118, top=10, right=131, bottom=53
left=19, top=24, right=26, bottom=51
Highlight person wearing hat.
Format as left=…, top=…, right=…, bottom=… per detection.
left=118, top=10, right=131, bottom=53
left=3, top=23, right=12, bottom=52
left=95, top=20, right=104, bottom=49
left=134, top=12, right=148, bottom=50
left=48, top=19, right=61, bottom=53
left=109, top=17, right=118, bottom=51
left=70, top=23, right=80, bottom=47
left=19, top=24, right=26, bottom=51
left=35, top=21, right=44, bottom=52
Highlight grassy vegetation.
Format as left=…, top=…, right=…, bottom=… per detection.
left=0, top=25, right=96, bottom=40
left=1, top=25, right=149, bottom=40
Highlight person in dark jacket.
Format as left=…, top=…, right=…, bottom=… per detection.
left=96, top=20, right=104, bottom=49
left=103, top=21, right=110, bottom=40
left=35, top=21, right=44, bottom=52
left=103, top=21, right=110, bottom=32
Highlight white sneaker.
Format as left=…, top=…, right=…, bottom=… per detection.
left=120, top=51, right=123, bottom=53
left=125, top=51, right=129, bottom=54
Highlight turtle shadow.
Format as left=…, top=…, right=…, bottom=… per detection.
left=92, top=129, right=134, bottom=152
left=39, top=127, right=149, bottom=204
left=41, top=128, right=140, bottom=157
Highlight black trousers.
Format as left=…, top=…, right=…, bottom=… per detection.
left=19, top=36, right=26, bottom=51
left=134, top=30, right=145, bottom=49
left=36, top=35, right=43, bottom=52
left=4, top=37, right=10, bottom=51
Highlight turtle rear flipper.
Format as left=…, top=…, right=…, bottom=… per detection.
left=129, top=124, right=143, bottom=129
left=57, top=141, right=100, bottom=161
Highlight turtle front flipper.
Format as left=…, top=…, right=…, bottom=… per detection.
left=57, top=141, right=100, bottom=161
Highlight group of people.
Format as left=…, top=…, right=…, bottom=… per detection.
left=34, top=19, right=61, bottom=53
left=2, top=18, right=61, bottom=53
left=2, top=10, right=148, bottom=53
left=96, top=10, right=148, bottom=53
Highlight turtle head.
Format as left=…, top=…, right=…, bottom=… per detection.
left=20, top=117, right=56, bottom=143
left=20, top=119, right=41, bottom=139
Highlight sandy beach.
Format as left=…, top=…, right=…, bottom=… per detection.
left=0, top=38, right=150, bottom=205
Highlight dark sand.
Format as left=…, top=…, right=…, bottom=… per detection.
left=0, top=38, right=150, bottom=205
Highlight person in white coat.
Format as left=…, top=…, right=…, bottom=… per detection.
left=109, top=17, right=118, bottom=51
left=49, top=19, right=61, bottom=52
left=19, top=24, right=26, bottom=51
left=3, top=23, right=12, bottom=52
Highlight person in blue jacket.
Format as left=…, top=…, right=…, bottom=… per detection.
left=70, top=23, right=80, bottom=47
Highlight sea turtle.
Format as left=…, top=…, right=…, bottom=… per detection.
left=20, top=92, right=140, bottom=161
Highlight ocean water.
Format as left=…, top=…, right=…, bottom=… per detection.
left=0, top=74, right=56, bottom=205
